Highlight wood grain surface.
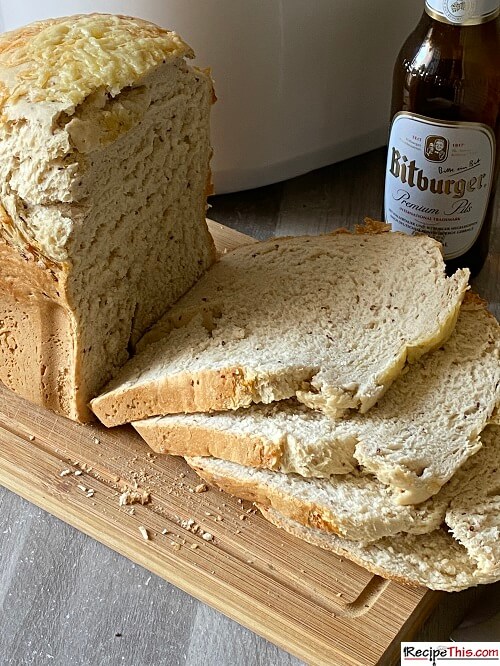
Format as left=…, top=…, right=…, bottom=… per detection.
left=0, top=147, right=498, bottom=666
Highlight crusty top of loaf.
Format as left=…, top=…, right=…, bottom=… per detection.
left=0, top=13, right=192, bottom=114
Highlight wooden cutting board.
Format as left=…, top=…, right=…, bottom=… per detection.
left=0, top=221, right=483, bottom=666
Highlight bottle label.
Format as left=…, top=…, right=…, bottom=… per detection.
left=385, top=112, right=495, bottom=260
left=425, top=0, right=500, bottom=24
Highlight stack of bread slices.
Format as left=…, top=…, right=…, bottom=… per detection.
left=91, top=221, right=500, bottom=592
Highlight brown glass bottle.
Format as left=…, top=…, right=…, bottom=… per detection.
left=386, top=2, right=500, bottom=276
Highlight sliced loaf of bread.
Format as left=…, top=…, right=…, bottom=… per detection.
left=134, top=296, right=500, bottom=503
left=91, top=223, right=469, bottom=426
left=261, top=508, right=499, bottom=592
left=353, top=296, right=499, bottom=503
left=186, top=424, right=499, bottom=544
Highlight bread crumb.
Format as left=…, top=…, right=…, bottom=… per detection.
left=86, top=489, right=95, bottom=498
left=194, top=483, right=208, bottom=493
left=77, top=484, right=87, bottom=492
left=119, top=489, right=151, bottom=507
left=139, top=526, right=149, bottom=541
left=190, top=543, right=199, bottom=550
left=239, top=515, right=246, bottom=521
left=181, top=518, right=196, bottom=531
left=28, top=435, right=35, bottom=441
left=128, top=508, right=135, bottom=516
left=336, top=592, right=343, bottom=598
left=59, top=469, right=71, bottom=477
left=202, top=532, right=214, bottom=542
left=93, top=437, right=100, bottom=445
left=74, top=470, right=83, bottom=477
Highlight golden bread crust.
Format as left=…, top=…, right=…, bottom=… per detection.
left=134, top=420, right=284, bottom=470
left=0, top=225, right=80, bottom=418
left=259, top=507, right=420, bottom=588
left=0, top=13, right=194, bottom=111
left=187, top=459, right=343, bottom=537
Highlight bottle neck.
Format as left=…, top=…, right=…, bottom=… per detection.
left=425, top=0, right=499, bottom=24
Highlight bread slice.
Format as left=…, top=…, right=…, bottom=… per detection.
left=186, top=455, right=450, bottom=542
left=91, top=223, right=468, bottom=426
left=446, top=425, right=500, bottom=573
left=353, top=295, right=500, bottom=504
left=0, top=15, right=216, bottom=420
left=186, top=424, right=500, bottom=544
left=133, top=400, right=358, bottom=476
left=261, top=508, right=499, bottom=592
left=133, top=297, right=500, bottom=503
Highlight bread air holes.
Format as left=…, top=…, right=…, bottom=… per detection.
left=412, top=464, right=427, bottom=478
left=384, top=441, right=403, bottom=452
left=463, top=402, right=481, bottom=417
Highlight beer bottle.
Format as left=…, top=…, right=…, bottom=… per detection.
left=385, top=0, right=500, bottom=276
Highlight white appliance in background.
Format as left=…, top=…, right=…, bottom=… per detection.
left=0, top=1, right=422, bottom=193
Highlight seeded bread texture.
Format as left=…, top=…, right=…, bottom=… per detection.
left=353, top=296, right=499, bottom=503
left=0, top=14, right=216, bottom=420
left=91, top=224, right=468, bottom=426
left=187, top=424, right=500, bottom=545
left=133, top=297, right=499, bottom=504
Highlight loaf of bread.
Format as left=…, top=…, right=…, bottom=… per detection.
left=91, top=223, right=469, bottom=426
left=187, top=425, right=500, bottom=589
left=138, top=296, right=500, bottom=504
left=0, top=15, right=216, bottom=421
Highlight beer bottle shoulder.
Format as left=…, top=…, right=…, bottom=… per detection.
left=392, top=14, right=500, bottom=123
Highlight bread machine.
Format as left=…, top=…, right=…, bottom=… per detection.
left=0, top=0, right=422, bottom=192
